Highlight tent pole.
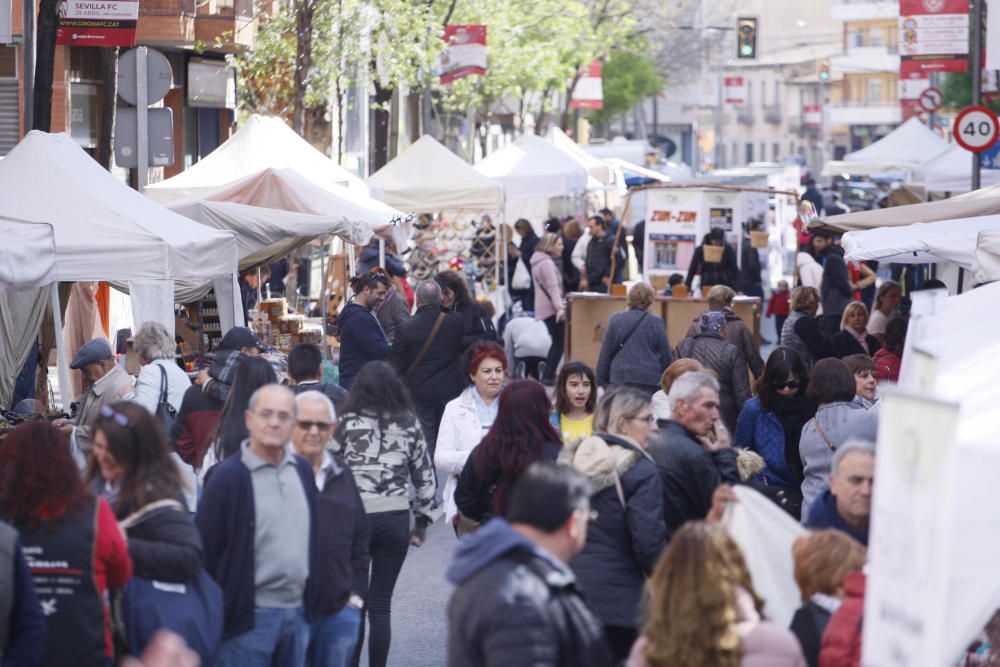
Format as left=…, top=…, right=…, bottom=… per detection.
left=50, top=285, right=72, bottom=413
left=320, top=239, right=329, bottom=359
left=957, top=267, right=965, bottom=295
left=379, top=238, right=386, bottom=269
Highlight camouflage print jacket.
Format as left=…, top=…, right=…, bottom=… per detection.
left=332, top=410, right=437, bottom=525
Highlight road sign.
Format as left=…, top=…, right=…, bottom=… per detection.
left=954, top=105, right=1000, bottom=153
left=919, top=87, right=943, bottom=113
left=117, top=47, right=172, bottom=106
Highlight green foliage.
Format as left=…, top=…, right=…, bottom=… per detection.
left=941, top=71, right=1000, bottom=114
left=585, top=49, right=662, bottom=126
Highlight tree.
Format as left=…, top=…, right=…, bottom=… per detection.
left=585, top=50, right=662, bottom=136
left=32, top=0, right=61, bottom=131
left=942, top=71, right=1000, bottom=114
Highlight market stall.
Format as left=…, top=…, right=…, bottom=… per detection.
left=820, top=117, right=948, bottom=178
left=842, top=214, right=1000, bottom=269
left=911, top=143, right=1000, bottom=193
left=972, top=229, right=1000, bottom=285
left=822, top=181, right=1000, bottom=232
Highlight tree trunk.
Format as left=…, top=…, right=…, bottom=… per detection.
left=96, top=47, right=118, bottom=170
left=560, top=73, right=581, bottom=132
left=292, top=0, right=315, bottom=134
left=370, top=76, right=393, bottom=171
left=32, top=0, right=60, bottom=131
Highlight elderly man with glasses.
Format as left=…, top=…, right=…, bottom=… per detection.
left=291, top=391, right=370, bottom=667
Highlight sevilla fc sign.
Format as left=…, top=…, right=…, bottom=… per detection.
left=56, top=0, right=139, bottom=48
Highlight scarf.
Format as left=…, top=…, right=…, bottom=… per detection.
left=847, top=326, right=869, bottom=354
left=769, top=392, right=815, bottom=484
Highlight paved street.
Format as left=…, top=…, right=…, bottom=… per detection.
left=360, top=518, right=454, bottom=667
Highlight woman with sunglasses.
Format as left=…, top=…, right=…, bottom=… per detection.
left=559, top=387, right=667, bottom=663
left=734, top=348, right=815, bottom=520
left=0, top=420, right=132, bottom=667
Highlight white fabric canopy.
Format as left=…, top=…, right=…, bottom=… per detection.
left=842, top=214, right=1000, bottom=268
left=821, top=117, right=949, bottom=177
left=0, top=218, right=55, bottom=290
left=367, top=135, right=503, bottom=212
left=545, top=127, right=614, bottom=184
left=823, top=182, right=1000, bottom=232
left=603, top=158, right=671, bottom=183
left=972, top=229, right=1000, bottom=285
left=475, top=135, right=588, bottom=200
left=145, top=114, right=368, bottom=204
left=162, top=167, right=409, bottom=249
left=912, top=143, right=1000, bottom=193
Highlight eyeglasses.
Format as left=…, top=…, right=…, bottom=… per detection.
left=773, top=380, right=801, bottom=391
left=296, top=420, right=333, bottom=432
left=630, top=415, right=657, bottom=424
left=98, top=405, right=130, bottom=427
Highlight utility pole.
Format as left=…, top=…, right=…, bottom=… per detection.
left=21, top=0, right=34, bottom=131
left=971, top=0, right=984, bottom=190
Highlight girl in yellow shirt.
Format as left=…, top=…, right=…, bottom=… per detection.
left=551, top=361, right=597, bottom=442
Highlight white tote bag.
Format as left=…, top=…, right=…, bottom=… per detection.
left=511, top=258, right=532, bottom=290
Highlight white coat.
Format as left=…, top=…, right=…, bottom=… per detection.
left=435, top=385, right=490, bottom=523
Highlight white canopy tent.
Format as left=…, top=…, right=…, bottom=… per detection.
left=475, top=135, right=588, bottom=227
left=912, top=143, right=1000, bottom=193
left=545, top=127, right=615, bottom=184
left=821, top=117, right=949, bottom=177
left=367, top=135, right=503, bottom=212
left=842, top=215, right=1000, bottom=269
left=0, top=131, right=241, bottom=334
left=164, top=166, right=410, bottom=250
left=145, top=114, right=368, bottom=204
left=972, top=229, right=1000, bottom=285
left=823, top=182, right=1000, bottom=231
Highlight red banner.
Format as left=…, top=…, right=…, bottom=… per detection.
left=440, top=25, right=486, bottom=85
left=56, top=0, right=139, bottom=47
left=570, top=60, right=603, bottom=110
left=899, top=0, right=968, bottom=73
left=724, top=76, right=745, bottom=105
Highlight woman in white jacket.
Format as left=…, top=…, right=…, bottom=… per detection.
left=434, top=341, right=507, bottom=531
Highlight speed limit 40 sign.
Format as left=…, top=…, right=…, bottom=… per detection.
left=954, top=105, right=1000, bottom=153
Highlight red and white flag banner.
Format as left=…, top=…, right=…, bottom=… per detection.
left=441, top=25, right=487, bottom=85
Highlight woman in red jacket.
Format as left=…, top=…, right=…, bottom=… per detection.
left=818, top=572, right=865, bottom=667
left=0, top=420, right=132, bottom=667
left=873, top=316, right=908, bottom=383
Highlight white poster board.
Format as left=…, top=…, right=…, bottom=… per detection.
left=862, top=389, right=960, bottom=667
left=643, top=189, right=702, bottom=276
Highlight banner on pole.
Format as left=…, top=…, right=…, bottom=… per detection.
left=724, top=76, right=745, bottom=105
left=988, top=0, right=1000, bottom=70
left=56, top=0, right=139, bottom=47
left=898, top=0, right=969, bottom=73
left=570, top=60, right=603, bottom=110
left=440, top=25, right=486, bottom=85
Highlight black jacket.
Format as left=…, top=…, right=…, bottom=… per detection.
left=685, top=243, right=739, bottom=290
left=562, top=434, right=666, bottom=628
left=445, top=519, right=612, bottom=667
left=830, top=329, right=881, bottom=359
left=450, top=301, right=498, bottom=350
left=584, top=233, right=616, bottom=290
left=820, top=246, right=853, bottom=318
left=454, top=440, right=562, bottom=523
left=123, top=501, right=204, bottom=584
left=740, top=238, right=762, bottom=292
left=389, top=305, right=466, bottom=404
left=790, top=600, right=834, bottom=667
left=646, top=420, right=740, bottom=537
left=337, top=302, right=390, bottom=389
left=313, top=453, right=370, bottom=615
left=291, top=381, right=348, bottom=409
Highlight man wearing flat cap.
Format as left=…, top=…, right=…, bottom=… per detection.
left=52, top=338, right=134, bottom=457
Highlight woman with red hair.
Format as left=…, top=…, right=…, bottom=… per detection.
left=435, top=342, right=508, bottom=532
left=453, top=379, right=563, bottom=526
left=0, top=420, right=132, bottom=667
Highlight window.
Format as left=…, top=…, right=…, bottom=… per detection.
left=733, top=142, right=739, bottom=166
left=773, top=80, right=781, bottom=107
left=745, top=142, right=754, bottom=164
left=868, top=27, right=883, bottom=47
left=773, top=143, right=780, bottom=160
left=761, top=80, right=767, bottom=107
left=0, top=46, right=16, bottom=79
left=867, top=78, right=884, bottom=103
left=849, top=29, right=864, bottom=48
left=760, top=142, right=766, bottom=162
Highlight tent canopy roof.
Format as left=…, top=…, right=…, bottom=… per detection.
left=0, top=218, right=56, bottom=290
left=842, top=214, right=1000, bottom=268
left=366, top=135, right=503, bottom=212
left=475, top=134, right=589, bottom=199
left=823, top=182, right=1000, bottom=231
left=913, top=143, right=1000, bottom=193
left=545, top=127, right=614, bottom=184
left=820, top=117, right=948, bottom=176
left=145, top=115, right=368, bottom=204
left=0, top=132, right=237, bottom=282
left=972, top=229, right=1000, bottom=285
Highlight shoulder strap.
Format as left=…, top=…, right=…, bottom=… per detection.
left=812, top=417, right=836, bottom=452
left=157, top=363, right=168, bottom=406
left=118, top=498, right=186, bottom=530
left=406, top=313, right=446, bottom=376
left=608, top=311, right=649, bottom=366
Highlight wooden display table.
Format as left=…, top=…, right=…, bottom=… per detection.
left=564, top=293, right=761, bottom=370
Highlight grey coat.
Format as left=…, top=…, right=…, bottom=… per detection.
left=799, top=400, right=879, bottom=518
left=674, top=333, right=751, bottom=434
left=596, top=309, right=672, bottom=388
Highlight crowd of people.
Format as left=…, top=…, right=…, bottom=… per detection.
left=0, top=209, right=931, bottom=667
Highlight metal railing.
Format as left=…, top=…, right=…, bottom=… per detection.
left=764, top=104, right=781, bottom=124
left=737, top=106, right=754, bottom=125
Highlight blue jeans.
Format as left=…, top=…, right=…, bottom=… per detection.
left=309, top=605, right=362, bottom=667
left=215, top=606, right=310, bottom=667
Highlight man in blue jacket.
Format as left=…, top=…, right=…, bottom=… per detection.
left=337, top=271, right=391, bottom=390
left=804, top=440, right=873, bottom=545
left=197, top=384, right=319, bottom=666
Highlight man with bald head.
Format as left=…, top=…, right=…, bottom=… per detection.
left=197, top=384, right=319, bottom=666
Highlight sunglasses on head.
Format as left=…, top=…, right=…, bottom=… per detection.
left=98, top=405, right=131, bottom=427
left=773, top=379, right=801, bottom=391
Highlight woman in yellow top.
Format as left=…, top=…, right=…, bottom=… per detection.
left=551, top=361, right=598, bottom=442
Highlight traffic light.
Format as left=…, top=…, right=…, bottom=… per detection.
left=737, top=17, right=758, bottom=59
left=818, top=59, right=831, bottom=82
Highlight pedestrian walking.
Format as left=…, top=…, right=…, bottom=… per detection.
left=675, top=311, right=750, bottom=433
left=803, top=440, right=874, bottom=546
left=531, top=232, right=567, bottom=384
left=445, top=463, right=613, bottom=667
left=686, top=285, right=764, bottom=379
left=830, top=302, right=881, bottom=359
left=338, top=271, right=391, bottom=390
left=290, top=391, right=370, bottom=667
left=454, top=380, right=563, bottom=526
left=767, top=280, right=791, bottom=343
left=331, top=361, right=435, bottom=667
left=197, top=384, right=316, bottom=666
left=561, top=388, right=667, bottom=662
left=650, top=358, right=709, bottom=421
left=627, top=522, right=807, bottom=667
left=435, top=342, right=507, bottom=531
left=596, top=282, right=672, bottom=396
left=0, top=421, right=132, bottom=667
left=684, top=228, right=739, bottom=293
left=781, top=287, right=833, bottom=369
left=581, top=216, right=617, bottom=293
left=842, top=354, right=879, bottom=410
left=434, top=270, right=498, bottom=349
left=370, top=266, right=411, bottom=343
left=867, top=281, right=902, bottom=346
left=288, top=342, right=348, bottom=408
left=502, top=314, right=551, bottom=380
left=812, top=230, right=853, bottom=338
left=389, top=280, right=466, bottom=453
left=0, top=517, right=46, bottom=666
left=873, top=316, right=907, bottom=383
left=551, top=361, right=597, bottom=442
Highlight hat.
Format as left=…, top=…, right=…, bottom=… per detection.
left=220, top=326, right=266, bottom=352
left=70, top=338, right=114, bottom=369
left=698, top=311, right=727, bottom=334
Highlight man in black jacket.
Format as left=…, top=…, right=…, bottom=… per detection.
left=813, top=229, right=853, bottom=337
left=445, top=463, right=611, bottom=667
left=646, top=371, right=740, bottom=537
left=389, top=280, right=465, bottom=454
left=287, top=342, right=348, bottom=409
left=337, top=271, right=391, bottom=390
left=582, top=216, right=616, bottom=293
left=291, top=391, right=370, bottom=666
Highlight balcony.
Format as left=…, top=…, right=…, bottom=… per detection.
left=195, top=0, right=256, bottom=50
left=764, top=104, right=782, bottom=125
left=826, top=102, right=900, bottom=126
left=831, top=1, right=899, bottom=22
left=736, top=106, right=754, bottom=125
left=137, top=0, right=196, bottom=45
